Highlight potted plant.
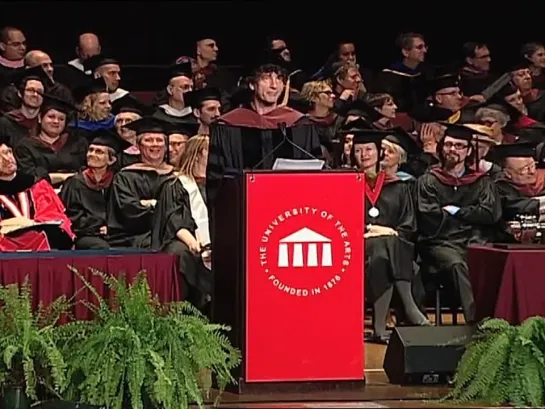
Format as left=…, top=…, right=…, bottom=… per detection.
left=445, top=316, right=545, bottom=407
left=0, top=280, right=69, bottom=409
left=62, top=269, right=240, bottom=409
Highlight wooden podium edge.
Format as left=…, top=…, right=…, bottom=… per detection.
left=232, top=377, right=366, bottom=394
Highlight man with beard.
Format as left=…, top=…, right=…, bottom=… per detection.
left=0, top=134, right=73, bottom=251
left=206, top=62, right=322, bottom=203
left=186, top=86, right=221, bottom=135
left=416, top=123, right=502, bottom=324
left=493, top=142, right=545, bottom=223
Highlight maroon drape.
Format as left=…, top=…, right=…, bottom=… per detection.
left=469, top=245, right=545, bottom=324
left=0, top=252, right=181, bottom=322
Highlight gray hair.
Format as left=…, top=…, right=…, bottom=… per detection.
left=475, top=107, right=509, bottom=128
left=382, top=139, right=407, bottom=165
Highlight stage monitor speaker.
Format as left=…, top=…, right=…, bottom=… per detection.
left=383, top=325, right=476, bottom=385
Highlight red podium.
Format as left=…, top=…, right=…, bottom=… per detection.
left=211, top=170, right=365, bottom=393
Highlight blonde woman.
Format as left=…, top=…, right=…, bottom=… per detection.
left=151, top=135, right=212, bottom=309
left=69, top=78, right=115, bottom=142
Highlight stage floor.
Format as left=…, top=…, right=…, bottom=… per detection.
left=199, top=313, right=493, bottom=408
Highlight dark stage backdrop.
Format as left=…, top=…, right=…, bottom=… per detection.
left=0, top=1, right=543, bottom=73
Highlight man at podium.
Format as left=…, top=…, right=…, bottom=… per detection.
left=206, top=62, right=323, bottom=202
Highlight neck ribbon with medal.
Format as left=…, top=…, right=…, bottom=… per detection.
left=365, top=172, right=385, bottom=219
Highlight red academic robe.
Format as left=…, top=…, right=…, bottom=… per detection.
left=0, top=179, right=74, bottom=251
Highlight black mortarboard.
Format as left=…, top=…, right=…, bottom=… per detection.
left=493, top=81, right=519, bottom=100
left=511, top=57, right=532, bottom=72
left=429, top=73, right=460, bottom=94
left=112, top=95, right=150, bottom=116
left=442, top=123, right=487, bottom=142
left=166, top=120, right=198, bottom=137
left=12, top=65, right=50, bottom=89
left=384, top=127, right=421, bottom=156
left=124, top=116, right=171, bottom=135
left=73, top=77, right=108, bottom=103
left=186, top=87, right=222, bottom=108
left=341, top=119, right=390, bottom=145
left=83, top=55, right=120, bottom=73
left=339, top=117, right=375, bottom=133
left=167, top=61, right=193, bottom=81
left=40, top=94, right=77, bottom=115
left=341, top=98, right=383, bottom=122
left=0, top=133, right=9, bottom=147
left=117, top=106, right=143, bottom=117
left=410, top=105, right=459, bottom=123
left=89, top=128, right=131, bottom=153
left=490, top=142, right=536, bottom=159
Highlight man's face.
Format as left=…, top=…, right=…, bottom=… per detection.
left=271, top=39, right=291, bottom=62
left=253, top=72, right=284, bottom=105
left=505, top=157, right=537, bottom=185
left=196, top=99, right=221, bottom=125
left=168, top=133, right=188, bottom=165
left=435, top=87, right=462, bottom=112
left=512, top=68, right=533, bottom=92
left=97, top=64, right=121, bottom=92
left=505, top=90, right=528, bottom=115
left=168, top=76, right=193, bottom=103
left=87, top=144, right=113, bottom=169
left=0, top=144, right=16, bottom=177
left=21, top=79, right=44, bottom=109
left=442, top=136, right=470, bottom=166
left=29, top=53, right=54, bottom=78
left=115, top=112, right=140, bottom=143
left=339, top=67, right=362, bottom=91
left=138, top=133, right=166, bottom=163
left=402, top=37, right=427, bottom=63
left=1, top=30, right=26, bottom=60
left=338, top=43, right=356, bottom=63
left=197, top=38, right=218, bottom=62
left=468, top=46, right=491, bottom=72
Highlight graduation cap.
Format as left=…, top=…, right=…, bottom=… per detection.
left=89, top=128, right=131, bottom=153
left=167, top=61, right=193, bottom=82
left=510, top=56, right=532, bottom=72
left=339, top=117, right=375, bottom=133
left=341, top=119, right=390, bottom=145
left=463, top=123, right=498, bottom=145
left=186, top=87, right=221, bottom=108
left=410, top=105, right=459, bottom=123
left=490, top=142, right=537, bottom=159
left=40, top=94, right=77, bottom=116
left=117, top=106, right=143, bottom=117
left=341, top=98, right=383, bottom=123
left=124, top=116, right=171, bottom=135
left=83, top=55, right=120, bottom=73
left=0, top=133, right=9, bottom=147
left=73, top=77, right=108, bottom=103
left=442, top=122, right=487, bottom=142
left=383, top=127, right=421, bottom=156
left=429, top=73, right=460, bottom=95
left=12, top=65, right=51, bottom=89
left=166, top=120, right=198, bottom=137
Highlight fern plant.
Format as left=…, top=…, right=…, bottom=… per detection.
left=61, top=268, right=240, bottom=409
left=445, top=316, right=545, bottom=407
left=0, top=279, right=69, bottom=401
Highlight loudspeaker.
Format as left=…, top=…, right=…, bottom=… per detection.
left=383, top=325, right=476, bottom=385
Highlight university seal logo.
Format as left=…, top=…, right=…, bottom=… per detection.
left=258, top=207, right=353, bottom=297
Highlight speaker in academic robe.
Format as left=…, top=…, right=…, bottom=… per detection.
left=383, top=325, right=476, bottom=385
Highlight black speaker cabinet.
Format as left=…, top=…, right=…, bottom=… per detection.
left=383, top=325, right=476, bottom=385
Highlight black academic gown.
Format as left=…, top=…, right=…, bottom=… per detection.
left=14, top=132, right=88, bottom=185
left=106, top=164, right=174, bottom=248
left=364, top=174, right=417, bottom=303
left=151, top=177, right=212, bottom=306
left=526, top=90, right=545, bottom=123
left=206, top=105, right=323, bottom=203
left=416, top=166, right=502, bottom=321
left=59, top=170, right=113, bottom=249
left=0, top=110, right=39, bottom=146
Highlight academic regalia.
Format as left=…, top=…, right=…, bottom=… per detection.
left=151, top=176, right=213, bottom=307
left=106, top=117, right=174, bottom=248
left=492, top=143, right=545, bottom=223
left=416, top=124, right=502, bottom=322
left=376, top=65, right=429, bottom=113
left=59, top=130, right=123, bottom=249
left=14, top=96, right=88, bottom=185
left=459, top=66, right=498, bottom=97
left=206, top=105, right=322, bottom=201
left=0, top=172, right=74, bottom=251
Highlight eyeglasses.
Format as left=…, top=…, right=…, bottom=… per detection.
left=514, top=162, right=536, bottom=175
left=443, top=142, right=469, bottom=150
left=320, top=90, right=334, bottom=96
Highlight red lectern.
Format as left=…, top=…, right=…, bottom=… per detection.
left=211, top=170, right=365, bottom=393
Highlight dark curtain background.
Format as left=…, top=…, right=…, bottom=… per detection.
left=0, top=1, right=542, bottom=73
